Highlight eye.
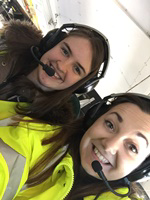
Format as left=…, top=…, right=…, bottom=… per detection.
left=127, top=143, right=138, bottom=154
left=105, top=120, right=114, bottom=131
left=61, top=47, right=69, bottom=57
left=74, top=65, right=81, bottom=75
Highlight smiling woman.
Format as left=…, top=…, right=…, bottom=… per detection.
left=28, top=36, right=92, bottom=91
left=0, top=92, right=150, bottom=200
left=80, top=102, right=150, bottom=181
left=0, top=19, right=109, bottom=125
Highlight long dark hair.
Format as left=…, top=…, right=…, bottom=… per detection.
left=26, top=93, right=150, bottom=199
left=0, top=19, right=104, bottom=125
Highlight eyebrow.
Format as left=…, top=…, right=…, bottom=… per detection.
left=136, top=132, right=148, bottom=147
left=110, top=112, right=123, bottom=122
left=110, top=112, right=149, bottom=147
left=63, top=42, right=86, bottom=75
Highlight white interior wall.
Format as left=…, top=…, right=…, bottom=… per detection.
left=117, top=0, right=150, bottom=36
left=32, top=0, right=55, bottom=34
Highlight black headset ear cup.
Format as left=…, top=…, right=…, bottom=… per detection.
left=39, top=29, right=67, bottom=54
left=83, top=101, right=105, bottom=130
left=127, top=156, right=150, bottom=182
left=75, top=76, right=100, bottom=94
left=83, top=97, right=111, bottom=131
left=39, top=29, right=58, bottom=51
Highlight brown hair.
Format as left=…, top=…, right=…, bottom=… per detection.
left=0, top=19, right=105, bottom=125
left=26, top=93, right=150, bottom=199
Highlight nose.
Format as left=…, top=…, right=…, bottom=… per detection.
left=102, top=135, right=124, bottom=155
left=57, top=58, right=74, bottom=73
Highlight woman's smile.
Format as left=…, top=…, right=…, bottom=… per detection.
left=93, top=145, right=110, bottom=164
left=40, top=66, right=63, bottom=85
left=91, top=143, right=114, bottom=174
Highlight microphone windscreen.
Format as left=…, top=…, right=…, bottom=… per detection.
left=44, top=65, right=55, bottom=76
left=92, top=160, right=102, bottom=172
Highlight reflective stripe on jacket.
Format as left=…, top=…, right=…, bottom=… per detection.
left=0, top=139, right=26, bottom=200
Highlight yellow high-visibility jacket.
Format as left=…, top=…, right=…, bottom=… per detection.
left=0, top=100, right=140, bottom=200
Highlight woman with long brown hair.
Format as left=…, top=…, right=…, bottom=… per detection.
left=0, top=19, right=109, bottom=125
left=0, top=92, right=150, bottom=199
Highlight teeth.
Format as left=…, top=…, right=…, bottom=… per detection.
left=54, top=72, right=60, bottom=79
left=94, top=146, right=109, bottom=164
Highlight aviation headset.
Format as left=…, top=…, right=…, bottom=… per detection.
left=35, top=23, right=110, bottom=94
left=84, top=92, right=150, bottom=183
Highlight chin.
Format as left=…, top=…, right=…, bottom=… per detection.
left=39, top=84, right=53, bottom=92
left=82, top=162, right=95, bottom=177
